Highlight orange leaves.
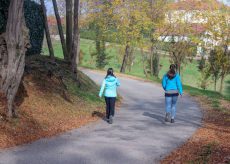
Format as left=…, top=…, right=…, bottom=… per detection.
left=162, top=96, right=230, bottom=163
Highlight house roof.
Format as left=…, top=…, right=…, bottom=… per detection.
left=168, top=0, right=226, bottom=11
left=157, top=23, right=207, bottom=36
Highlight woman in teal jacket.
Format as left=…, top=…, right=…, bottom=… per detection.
left=162, top=64, right=183, bottom=123
left=99, top=68, right=120, bottom=124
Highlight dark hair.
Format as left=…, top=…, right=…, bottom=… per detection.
left=167, top=64, right=176, bottom=79
left=105, top=68, right=115, bottom=78
left=169, top=64, right=177, bottom=70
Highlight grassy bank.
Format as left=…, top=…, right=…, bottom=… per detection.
left=42, top=39, right=230, bottom=99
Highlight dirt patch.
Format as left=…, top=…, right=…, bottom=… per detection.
left=162, top=96, right=230, bottom=163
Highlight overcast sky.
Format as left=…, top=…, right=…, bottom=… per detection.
left=45, top=0, right=230, bottom=15
left=222, top=0, right=230, bottom=5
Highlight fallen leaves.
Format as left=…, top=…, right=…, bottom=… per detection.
left=161, top=96, right=230, bottom=164
left=0, top=70, right=104, bottom=149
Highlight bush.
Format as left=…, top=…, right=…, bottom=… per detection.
left=80, top=29, right=96, bottom=40
left=198, top=56, right=206, bottom=71
left=24, top=0, right=44, bottom=55
left=0, top=0, right=9, bottom=34
left=0, top=0, right=44, bottom=55
left=197, top=67, right=211, bottom=90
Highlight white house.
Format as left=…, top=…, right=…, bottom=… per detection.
left=158, top=0, right=229, bottom=57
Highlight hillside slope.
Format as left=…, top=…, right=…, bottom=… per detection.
left=0, top=56, right=104, bottom=149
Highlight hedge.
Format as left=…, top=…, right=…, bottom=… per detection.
left=0, top=0, right=44, bottom=56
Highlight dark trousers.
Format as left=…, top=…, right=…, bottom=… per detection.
left=105, top=97, right=116, bottom=119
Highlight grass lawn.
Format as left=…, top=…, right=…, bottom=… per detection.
left=42, top=38, right=230, bottom=100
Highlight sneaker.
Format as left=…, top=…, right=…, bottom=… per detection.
left=109, top=115, right=113, bottom=124
left=105, top=117, right=109, bottom=122
left=171, top=119, right=175, bottom=123
left=165, top=113, right=170, bottom=122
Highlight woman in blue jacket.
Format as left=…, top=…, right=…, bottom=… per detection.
left=162, top=64, right=183, bottom=123
left=99, top=68, right=120, bottom=124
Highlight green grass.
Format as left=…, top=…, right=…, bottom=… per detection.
left=62, top=68, right=104, bottom=104
left=42, top=38, right=230, bottom=100
left=31, top=55, right=103, bottom=105
left=183, top=85, right=230, bottom=113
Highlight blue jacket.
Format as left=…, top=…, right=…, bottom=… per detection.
left=99, top=76, right=120, bottom=97
left=162, top=73, right=183, bottom=94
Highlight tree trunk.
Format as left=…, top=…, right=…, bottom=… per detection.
left=66, top=0, right=73, bottom=57
left=220, top=74, right=225, bottom=93
left=40, top=0, right=54, bottom=60
left=150, top=52, right=153, bottom=75
left=52, top=0, right=68, bottom=61
left=143, top=61, right=148, bottom=78
left=127, top=48, right=134, bottom=72
left=120, top=44, right=130, bottom=73
left=150, top=43, right=160, bottom=77
left=71, top=0, right=80, bottom=75
left=141, top=49, right=148, bottom=78
left=214, top=77, right=217, bottom=91
left=0, top=0, right=29, bottom=117
left=152, top=52, right=160, bottom=77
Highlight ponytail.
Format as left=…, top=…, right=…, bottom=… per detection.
left=105, top=68, right=116, bottom=78
left=167, top=64, right=176, bottom=79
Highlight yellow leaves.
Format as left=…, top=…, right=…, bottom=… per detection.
left=203, top=8, right=230, bottom=48
left=110, top=0, right=152, bottom=47
left=83, top=0, right=166, bottom=50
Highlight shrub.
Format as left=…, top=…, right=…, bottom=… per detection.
left=198, top=56, right=206, bottom=71
left=0, top=0, right=9, bottom=34
left=0, top=0, right=44, bottom=55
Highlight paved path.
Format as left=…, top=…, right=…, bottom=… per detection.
left=0, top=69, right=202, bottom=164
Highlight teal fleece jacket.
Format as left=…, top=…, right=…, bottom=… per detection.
left=162, top=73, right=183, bottom=94
left=99, top=76, right=120, bottom=97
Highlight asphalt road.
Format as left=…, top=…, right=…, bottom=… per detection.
left=0, top=69, right=202, bottom=164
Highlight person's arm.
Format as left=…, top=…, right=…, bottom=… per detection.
left=162, top=75, right=167, bottom=90
left=99, top=80, right=105, bottom=97
left=116, top=78, right=120, bottom=87
left=176, top=74, right=183, bottom=95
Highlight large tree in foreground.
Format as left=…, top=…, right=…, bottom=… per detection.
left=0, top=0, right=29, bottom=117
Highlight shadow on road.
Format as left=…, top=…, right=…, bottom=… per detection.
left=143, top=112, right=166, bottom=124
left=92, top=111, right=107, bottom=122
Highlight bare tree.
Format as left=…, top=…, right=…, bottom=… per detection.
left=52, top=0, right=69, bottom=61
left=41, top=0, right=54, bottom=59
left=0, top=0, right=29, bottom=117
